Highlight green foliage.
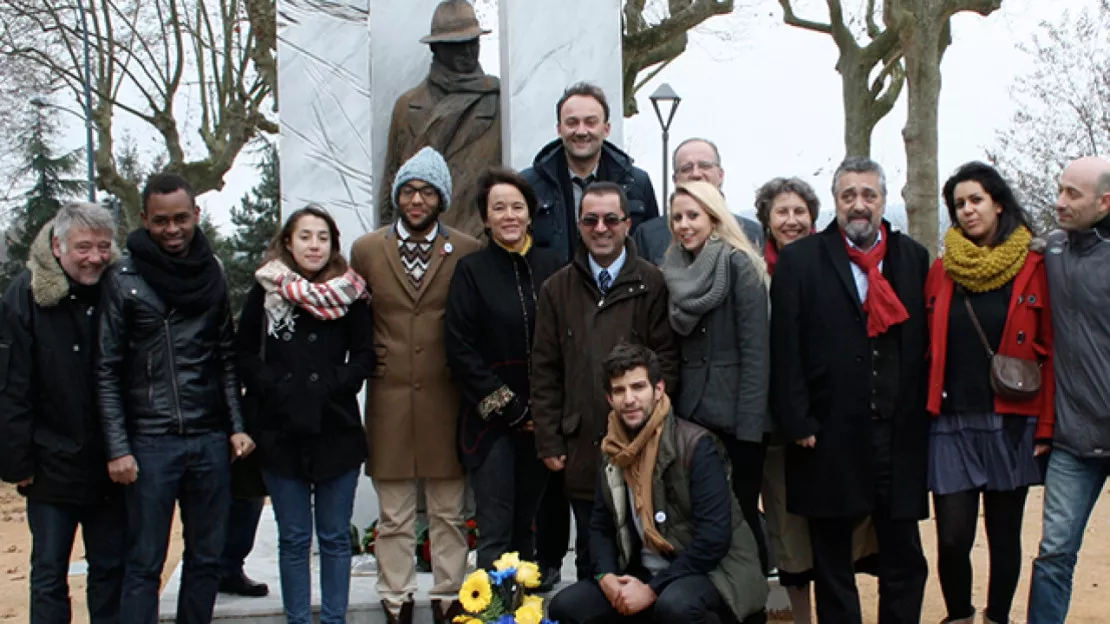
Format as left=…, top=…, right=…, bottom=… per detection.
left=223, top=144, right=281, bottom=316
left=1, top=103, right=85, bottom=291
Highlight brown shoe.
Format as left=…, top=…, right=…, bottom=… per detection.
left=432, top=599, right=464, bottom=624
left=383, top=600, right=415, bottom=624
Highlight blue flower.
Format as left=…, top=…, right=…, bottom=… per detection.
left=489, top=567, right=516, bottom=586
left=495, top=615, right=516, bottom=624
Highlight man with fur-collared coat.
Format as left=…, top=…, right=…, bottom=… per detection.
left=350, top=146, right=480, bottom=624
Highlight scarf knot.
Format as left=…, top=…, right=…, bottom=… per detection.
left=255, top=260, right=368, bottom=336
left=942, top=226, right=1031, bottom=293
left=661, top=239, right=731, bottom=336
left=844, top=224, right=909, bottom=338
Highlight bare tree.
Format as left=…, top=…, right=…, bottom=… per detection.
left=989, top=0, right=1110, bottom=231
left=884, top=0, right=1003, bottom=255
left=0, top=0, right=278, bottom=229
left=778, top=0, right=904, bottom=158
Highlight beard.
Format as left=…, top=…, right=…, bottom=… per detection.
left=400, top=206, right=439, bottom=235
left=840, top=211, right=879, bottom=247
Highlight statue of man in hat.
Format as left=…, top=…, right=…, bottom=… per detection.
left=378, top=0, right=501, bottom=239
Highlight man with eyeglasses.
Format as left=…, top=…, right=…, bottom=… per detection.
left=531, top=180, right=679, bottom=589
left=522, top=82, right=659, bottom=265
left=633, top=138, right=764, bottom=266
left=350, top=146, right=480, bottom=624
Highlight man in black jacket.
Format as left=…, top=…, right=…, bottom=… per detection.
left=97, top=173, right=255, bottom=624
left=770, top=156, right=930, bottom=623
left=0, top=203, right=124, bottom=624
left=632, top=137, right=764, bottom=266
left=522, top=82, right=658, bottom=265
left=549, top=344, right=767, bottom=624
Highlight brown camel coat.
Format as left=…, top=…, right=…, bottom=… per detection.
left=349, top=223, right=480, bottom=480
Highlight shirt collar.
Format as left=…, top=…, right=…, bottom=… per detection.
left=589, top=247, right=627, bottom=284
left=568, top=163, right=600, bottom=186
left=395, top=220, right=438, bottom=242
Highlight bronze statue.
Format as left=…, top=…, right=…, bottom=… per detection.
left=378, top=0, right=501, bottom=238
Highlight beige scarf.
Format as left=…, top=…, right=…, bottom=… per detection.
left=600, top=393, right=676, bottom=555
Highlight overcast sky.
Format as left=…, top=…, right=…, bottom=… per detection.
left=61, top=0, right=1094, bottom=233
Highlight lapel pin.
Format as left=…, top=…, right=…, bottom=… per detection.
left=443, top=242, right=453, bottom=255
left=654, top=511, right=667, bottom=524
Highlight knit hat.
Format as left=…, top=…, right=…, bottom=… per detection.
left=391, top=146, right=453, bottom=212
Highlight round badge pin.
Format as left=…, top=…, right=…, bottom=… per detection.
left=654, top=511, right=667, bottom=524
left=444, top=242, right=454, bottom=254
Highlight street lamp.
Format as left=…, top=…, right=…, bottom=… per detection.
left=649, top=83, right=681, bottom=217
left=76, top=0, right=96, bottom=203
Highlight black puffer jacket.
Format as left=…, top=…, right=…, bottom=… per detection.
left=96, top=258, right=244, bottom=460
left=522, top=139, right=659, bottom=264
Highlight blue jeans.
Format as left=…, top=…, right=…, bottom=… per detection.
left=121, top=432, right=231, bottom=624
left=221, top=496, right=265, bottom=579
left=27, top=499, right=126, bottom=624
left=1028, top=448, right=1110, bottom=623
left=263, top=468, right=359, bottom=624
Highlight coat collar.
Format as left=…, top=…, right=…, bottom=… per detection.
left=532, top=138, right=636, bottom=185
left=819, top=219, right=902, bottom=315
left=28, top=219, right=120, bottom=308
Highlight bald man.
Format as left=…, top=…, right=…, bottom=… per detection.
left=1028, top=157, right=1110, bottom=624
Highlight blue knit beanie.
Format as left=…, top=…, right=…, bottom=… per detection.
left=391, top=146, right=453, bottom=212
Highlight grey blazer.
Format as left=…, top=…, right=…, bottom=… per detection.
left=674, top=250, right=770, bottom=443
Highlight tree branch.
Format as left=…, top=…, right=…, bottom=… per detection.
left=778, top=0, right=832, bottom=35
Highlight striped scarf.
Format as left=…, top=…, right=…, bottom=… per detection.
left=255, top=260, right=368, bottom=336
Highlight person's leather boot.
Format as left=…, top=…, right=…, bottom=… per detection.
left=218, top=571, right=269, bottom=597
left=382, top=600, right=415, bottom=624
left=432, top=599, right=464, bottom=623
left=537, top=565, right=562, bottom=593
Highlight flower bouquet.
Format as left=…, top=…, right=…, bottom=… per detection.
left=454, top=552, right=557, bottom=624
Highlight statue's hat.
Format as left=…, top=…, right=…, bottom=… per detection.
left=420, top=0, right=491, bottom=44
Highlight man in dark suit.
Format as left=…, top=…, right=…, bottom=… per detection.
left=770, top=156, right=930, bottom=623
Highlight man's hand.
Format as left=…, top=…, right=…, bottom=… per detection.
left=1034, top=443, right=1052, bottom=457
left=108, top=455, right=139, bottom=485
left=796, top=435, right=816, bottom=448
left=16, top=476, right=33, bottom=487
left=230, top=433, right=255, bottom=460
left=542, top=455, right=566, bottom=471
left=615, top=577, right=656, bottom=615
left=598, top=573, right=622, bottom=607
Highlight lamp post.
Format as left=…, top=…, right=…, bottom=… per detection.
left=649, top=83, right=681, bottom=217
left=76, top=0, right=96, bottom=203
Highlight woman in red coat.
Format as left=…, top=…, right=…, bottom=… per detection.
left=925, top=161, right=1055, bottom=624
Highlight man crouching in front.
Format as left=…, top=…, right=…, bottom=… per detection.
left=548, top=343, right=769, bottom=624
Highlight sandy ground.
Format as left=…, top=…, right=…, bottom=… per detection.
left=1, top=483, right=1108, bottom=623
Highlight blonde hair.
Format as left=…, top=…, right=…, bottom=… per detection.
left=668, top=181, right=767, bottom=282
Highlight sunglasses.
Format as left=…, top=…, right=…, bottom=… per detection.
left=579, top=213, right=628, bottom=228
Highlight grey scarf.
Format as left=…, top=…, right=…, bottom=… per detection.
left=661, top=239, right=732, bottom=336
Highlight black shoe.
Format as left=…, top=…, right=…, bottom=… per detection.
left=219, top=571, right=269, bottom=597
left=537, top=566, right=562, bottom=593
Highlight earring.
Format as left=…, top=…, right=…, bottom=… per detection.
left=709, top=230, right=720, bottom=241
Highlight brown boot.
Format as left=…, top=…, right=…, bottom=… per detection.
left=382, top=600, right=415, bottom=624
left=432, top=599, right=464, bottom=624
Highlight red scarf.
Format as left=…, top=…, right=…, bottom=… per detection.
left=764, top=240, right=779, bottom=276
left=843, top=225, right=908, bottom=337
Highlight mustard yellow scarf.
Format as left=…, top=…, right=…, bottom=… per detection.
left=943, top=226, right=1031, bottom=293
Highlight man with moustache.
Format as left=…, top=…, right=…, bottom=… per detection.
left=0, top=203, right=125, bottom=623
left=770, top=156, right=930, bottom=623
left=548, top=344, right=768, bottom=624
left=633, top=137, right=764, bottom=266
left=531, top=181, right=678, bottom=589
left=522, top=82, right=659, bottom=265
left=98, top=173, right=255, bottom=624
left=350, top=147, right=480, bottom=624
left=1028, top=156, right=1110, bottom=623
left=378, top=0, right=500, bottom=239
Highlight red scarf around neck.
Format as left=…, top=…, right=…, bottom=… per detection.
left=764, top=239, right=779, bottom=276
left=843, top=224, right=908, bottom=337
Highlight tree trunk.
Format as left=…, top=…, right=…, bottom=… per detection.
left=841, top=59, right=874, bottom=158
left=899, top=21, right=944, bottom=256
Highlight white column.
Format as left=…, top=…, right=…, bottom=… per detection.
left=277, top=0, right=374, bottom=254
left=499, top=0, right=624, bottom=171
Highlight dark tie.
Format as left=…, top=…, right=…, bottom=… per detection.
left=598, top=269, right=612, bottom=294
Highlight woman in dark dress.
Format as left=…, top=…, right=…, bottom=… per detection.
left=235, top=206, right=374, bottom=624
left=445, top=168, right=562, bottom=570
left=925, top=162, right=1054, bottom=624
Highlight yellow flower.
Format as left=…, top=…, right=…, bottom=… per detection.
left=515, top=602, right=544, bottom=624
left=452, top=617, right=482, bottom=624
left=458, top=569, right=492, bottom=613
left=515, top=561, right=542, bottom=589
left=522, top=594, right=544, bottom=611
left=492, top=551, right=522, bottom=572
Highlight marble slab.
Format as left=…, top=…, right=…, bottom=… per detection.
left=276, top=0, right=374, bottom=253
left=499, top=0, right=624, bottom=171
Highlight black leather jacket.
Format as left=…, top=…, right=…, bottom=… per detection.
left=96, top=258, right=244, bottom=460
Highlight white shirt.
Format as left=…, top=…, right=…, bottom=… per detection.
left=589, top=248, right=627, bottom=293
left=846, top=228, right=883, bottom=303
left=395, top=220, right=439, bottom=247
left=627, top=489, right=669, bottom=576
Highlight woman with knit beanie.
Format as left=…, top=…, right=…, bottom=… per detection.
left=660, top=180, right=772, bottom=576
left=925, top=161, right=1055, bottom=624
left=234, top=206, right=374, bottom=624
left=445, top=168, right=562, bottom=571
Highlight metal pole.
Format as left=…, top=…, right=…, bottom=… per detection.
left=76, top=0, right=96, bottom=202
left=661, top=129, right=669, bottom=219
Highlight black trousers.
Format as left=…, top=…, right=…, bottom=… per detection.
left=536, top=470, right=594, bottom=580
left=933, top=487, right=1029, bottom=623
left=470, top=433, right=550, bottom=569
left=549, top=575, right=764, bottom=624
left=220, top=496, right=264, bottom=580
left=808, top=421, right=927, bottom=624
left=720, top=436, right=769, bottom=575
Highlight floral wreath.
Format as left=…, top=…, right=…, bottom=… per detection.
left=455, top=552, right=557, bottom=624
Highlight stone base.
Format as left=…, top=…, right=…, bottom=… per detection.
left=158, top=506, right=789, bottom=623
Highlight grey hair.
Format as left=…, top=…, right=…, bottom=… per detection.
left=832, top=156, right=887, bottom=199
left=672, top=137, right=722, bottom=171
left=754, top=177, right=821, bottom=232
left=53, top=202, right=115, bottom=252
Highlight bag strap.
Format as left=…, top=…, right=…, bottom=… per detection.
left=959, top=286, right=995, bottom=359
